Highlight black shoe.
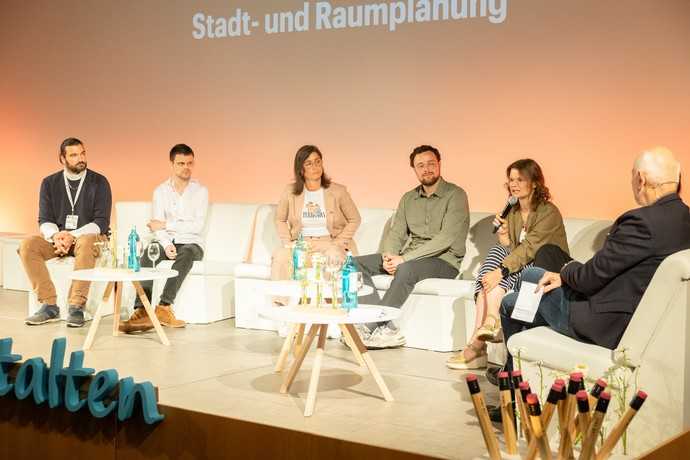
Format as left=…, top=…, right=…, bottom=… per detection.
left=487, top=404, right=502, bottom=423
left=66, top=306, right=85, bottom=328
left=486, top=366, right=501, bottom=387
left=25, top=304, right=60, bottom=325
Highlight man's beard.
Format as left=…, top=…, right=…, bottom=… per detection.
left=66, top=162, right=87, bottom=173
left=420, top=175, right=439, bottom=187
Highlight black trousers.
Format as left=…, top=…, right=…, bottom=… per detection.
left=134, top=242, right=204, bottom=308
left=355, top=254, right=458, bottom=327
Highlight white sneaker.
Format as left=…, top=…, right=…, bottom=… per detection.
left=340, top=323, right=372, bottom=347
left=363, top=324, right=406, bottom=349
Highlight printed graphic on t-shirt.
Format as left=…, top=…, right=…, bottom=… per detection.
left=303, top=201, right=326, bottom=219
left=301, top=189, right=329, bottom=237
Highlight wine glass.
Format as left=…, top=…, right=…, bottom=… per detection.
left=147, top=243, right=161, bottom=270
left=325, top=255, right=343, bottom=308
left=353, top=272, right=363, bottom=298
left=94, top=241, right=108, bottom=268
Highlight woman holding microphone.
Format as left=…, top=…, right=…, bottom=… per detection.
left=447, top=159, right=569, bottom=369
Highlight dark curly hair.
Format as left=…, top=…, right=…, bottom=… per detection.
left=506, top=159, right=551, bottom=211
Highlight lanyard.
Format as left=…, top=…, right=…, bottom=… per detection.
left=63, top=170, right=87, bottom=214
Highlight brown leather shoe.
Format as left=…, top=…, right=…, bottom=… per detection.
left=118, top=307, right=154, bottom=333
left=155, top=305, right=186, bottom=328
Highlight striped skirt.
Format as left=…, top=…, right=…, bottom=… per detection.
left=474, top=244, right=532, bottom=297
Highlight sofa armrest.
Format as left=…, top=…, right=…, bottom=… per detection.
left=616, top=249, right=690, bottom=368
left=234, top=263, right=271, bottom=280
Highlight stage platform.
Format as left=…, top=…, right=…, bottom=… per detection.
left=0, top=288, right=499, bottom=460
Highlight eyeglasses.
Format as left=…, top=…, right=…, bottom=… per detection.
left=414, top=161, right=438, bottom=170
left=304, top=160, right=322, bottom=168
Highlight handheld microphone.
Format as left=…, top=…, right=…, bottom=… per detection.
left=492, top=196, right=518, bottom=233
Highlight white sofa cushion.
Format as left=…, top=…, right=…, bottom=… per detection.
left=115, top=201, right=258, bottom=263
left=247, top=205, right=281, bottom=266
left=353, top=208, right=395, bottom=255
left=204, top=203, right=258, bottom=262
left=371, top=275, right=474, bottom=298
left=155, top=259, right=238, bottom=276
left=507, top=326, right=615, bottom=380
left=233, top=262, right=271, bottom=280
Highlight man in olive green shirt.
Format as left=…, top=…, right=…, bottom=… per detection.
left=355, top=145, right=470, bottom=349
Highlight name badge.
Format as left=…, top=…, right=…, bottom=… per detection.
left=65, top=215, right=79, bottom=230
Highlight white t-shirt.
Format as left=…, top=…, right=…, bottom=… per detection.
left=301, top=188, right=329, bottom=237
left=519, top=227, right=526, bottom=243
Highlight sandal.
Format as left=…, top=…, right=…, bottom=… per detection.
left=446, top=342, right=487, bottom=370
left=475, top=314, right=504, bottom=343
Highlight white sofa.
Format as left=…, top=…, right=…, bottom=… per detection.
left=22, top=201, right=609, bottom=341
left=1, top=235, right=31, bottom=291
left=233, top=204, right=611, bottom=352
left=27, top=202, right=260, bottom=324
left=112, top=202, right=258, bottom=323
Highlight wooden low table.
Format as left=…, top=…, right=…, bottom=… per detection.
left=69, top=267, right=178, bottom=350
left=259, top=304, right=400, bottom=417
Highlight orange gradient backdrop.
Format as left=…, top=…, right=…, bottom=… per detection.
left=1, top=0, right=689, bottom=234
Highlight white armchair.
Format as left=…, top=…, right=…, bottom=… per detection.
left=508, top=249, right=690, bottom=456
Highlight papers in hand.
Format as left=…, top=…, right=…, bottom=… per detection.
left=510, top=281, right=543, bottom=323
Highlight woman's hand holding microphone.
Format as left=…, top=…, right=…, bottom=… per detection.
left=493, top=214, right=510, bottom=247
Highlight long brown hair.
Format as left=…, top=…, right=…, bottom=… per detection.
left=292, top=145, right=331, bottom=195
left=506, top=159, right=551, bottom=211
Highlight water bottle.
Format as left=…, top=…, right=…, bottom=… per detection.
left=127, top=226, right=141, bottom=272
left=292, top=232, right=307, bottom=280
left=341, top=251, right=359, bottom=310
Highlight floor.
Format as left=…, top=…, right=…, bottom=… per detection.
left=0, top=288, right=502, bottom=460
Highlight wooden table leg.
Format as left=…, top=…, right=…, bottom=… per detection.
left=132, top=281, right=170, bottom=346
left=339, top=324, right=366, bottom=367
left=280, top=324, right=319, bottom=394
left=275, top=323, right=300, bottom=373
left=83, top=282, right=113, bottom=350
left=293, top=323, right=305, bottom=357
left=111, top=282, right=122, bottom=336
left=304, top=324, right=328, bottom=417
left=344, top=324, right=394, bottom=402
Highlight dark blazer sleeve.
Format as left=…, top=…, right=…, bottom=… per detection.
left=560, top=212, right=653, bottom=296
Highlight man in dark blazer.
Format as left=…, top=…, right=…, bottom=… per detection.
left=497, top=147, right=690, bottom=366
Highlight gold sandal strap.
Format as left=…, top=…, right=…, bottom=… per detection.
left=466, top=342, right=487, bottom=353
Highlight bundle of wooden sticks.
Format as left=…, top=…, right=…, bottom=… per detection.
left=465, top=371, right=647, bottom=460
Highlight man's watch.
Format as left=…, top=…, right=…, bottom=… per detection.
left=500, top=265, right=510, bottom=278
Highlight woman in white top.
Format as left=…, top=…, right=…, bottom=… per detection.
left=271, top=145, right=361, bottom=281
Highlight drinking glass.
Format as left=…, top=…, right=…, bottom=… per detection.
left=354, top=272, right=363, bottom=293
left=148, top=243, right=161, bottom=270
left=94, top=241, right=109, bottom=268
left=325, top=255, right=343, bottom=308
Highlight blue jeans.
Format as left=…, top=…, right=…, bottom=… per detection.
left=499, top=267, right=575, bottom=371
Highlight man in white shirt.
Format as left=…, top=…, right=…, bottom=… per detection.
left=119, top=144, right=208, bottom=333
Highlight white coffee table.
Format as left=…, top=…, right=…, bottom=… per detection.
left=264, top=279, right=375, bottom=367
left=69, top=267, right=178, bottom=350
left=259, top=304, right=400, bottom=417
